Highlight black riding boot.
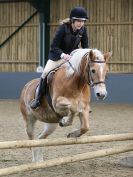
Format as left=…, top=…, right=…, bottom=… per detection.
left=30, top=78, right=45, bottom=109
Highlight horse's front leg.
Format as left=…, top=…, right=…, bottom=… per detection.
left=53, top=96, right=74, bottom=126
left=59, top=111, right=75, bottom=127
left=67, top=107, right=89, bottom=138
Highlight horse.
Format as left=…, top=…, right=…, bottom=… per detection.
left=20, top=48, right=112, bottom=162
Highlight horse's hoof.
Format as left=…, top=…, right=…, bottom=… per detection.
left=67, top=133, right=71, bottom=138
left=59, top=116, right=72, bottom=127
left=67, top=130, right=81, bottom=138
left=67, top=132, right=77, bottom=138
left=32, top=157, right=44, bottom=163
left=59, top=121, right=64, bottom=127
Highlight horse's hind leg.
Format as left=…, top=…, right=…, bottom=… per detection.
left=23, top=114, right=38, bottom=162
left=25, top=114, right=37, bottom=140
left=32, top=123, right=58, bottom=162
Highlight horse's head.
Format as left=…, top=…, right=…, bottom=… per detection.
left=87, top=49, right=112, bottom=100
left=69, top=48, right=112, bottom=100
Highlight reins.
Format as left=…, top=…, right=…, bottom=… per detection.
left=68, top=60, right=75, bottom=71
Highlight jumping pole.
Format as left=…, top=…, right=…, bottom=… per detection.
left=0, top=133, right=133, bottom=149
left=0, top=144, right=133, bottom=176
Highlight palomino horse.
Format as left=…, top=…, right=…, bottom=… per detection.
left=20, top=48, right=112, bottom=162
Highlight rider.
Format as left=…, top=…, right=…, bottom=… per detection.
left=30, top=6, right=89, bottom=109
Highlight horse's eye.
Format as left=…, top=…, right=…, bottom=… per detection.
left=91, top=69, right=96, bottom=73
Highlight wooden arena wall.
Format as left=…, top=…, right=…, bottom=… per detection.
left=0, top=1, right=39, bottom=72
left=50, top=0, right=133, bottom=73
left=0, top=0, right=133, bottom=73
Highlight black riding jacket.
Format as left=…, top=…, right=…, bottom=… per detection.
left=48, top=23, right=89, bottom=61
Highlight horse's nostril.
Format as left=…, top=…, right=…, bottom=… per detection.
left=96, top=93, right=105, bottom=100
left=97, top=93, right=100, bottom=97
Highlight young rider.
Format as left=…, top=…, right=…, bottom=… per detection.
left=31, top=6, right=89, bottom=109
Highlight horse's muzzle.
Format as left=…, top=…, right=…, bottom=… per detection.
left=94, top=83, right=107, bottom=100
left=96, top=92, right=107, bottom=100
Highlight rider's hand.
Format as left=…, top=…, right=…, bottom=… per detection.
left=61, top=53, right=71, bottom=61
left=63, top=54, right=71, bottom=61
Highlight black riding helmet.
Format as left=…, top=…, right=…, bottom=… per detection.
left=70, top=6, right=88, bottom=21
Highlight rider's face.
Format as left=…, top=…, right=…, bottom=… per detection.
left=72, top=20, right=85, bottom=30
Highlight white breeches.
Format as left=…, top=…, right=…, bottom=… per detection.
left=41, top=59, right=65, bottom=78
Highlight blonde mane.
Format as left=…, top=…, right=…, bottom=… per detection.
left=68, top=49, right=104, bottom=74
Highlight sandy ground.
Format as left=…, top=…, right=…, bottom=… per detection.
left=0, top=100, right=133, bottom=177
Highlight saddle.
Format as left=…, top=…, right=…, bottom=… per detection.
left=35, top=67, right=61, bottom=115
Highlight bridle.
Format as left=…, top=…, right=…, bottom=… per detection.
left=67, top=52, right=107, bottom=88
left=88, top=60, right=106, bottom=87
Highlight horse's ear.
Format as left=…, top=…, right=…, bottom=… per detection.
left=89, top=50, right=94, bottom=61
left=104, top=51, right=112, bottom=61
